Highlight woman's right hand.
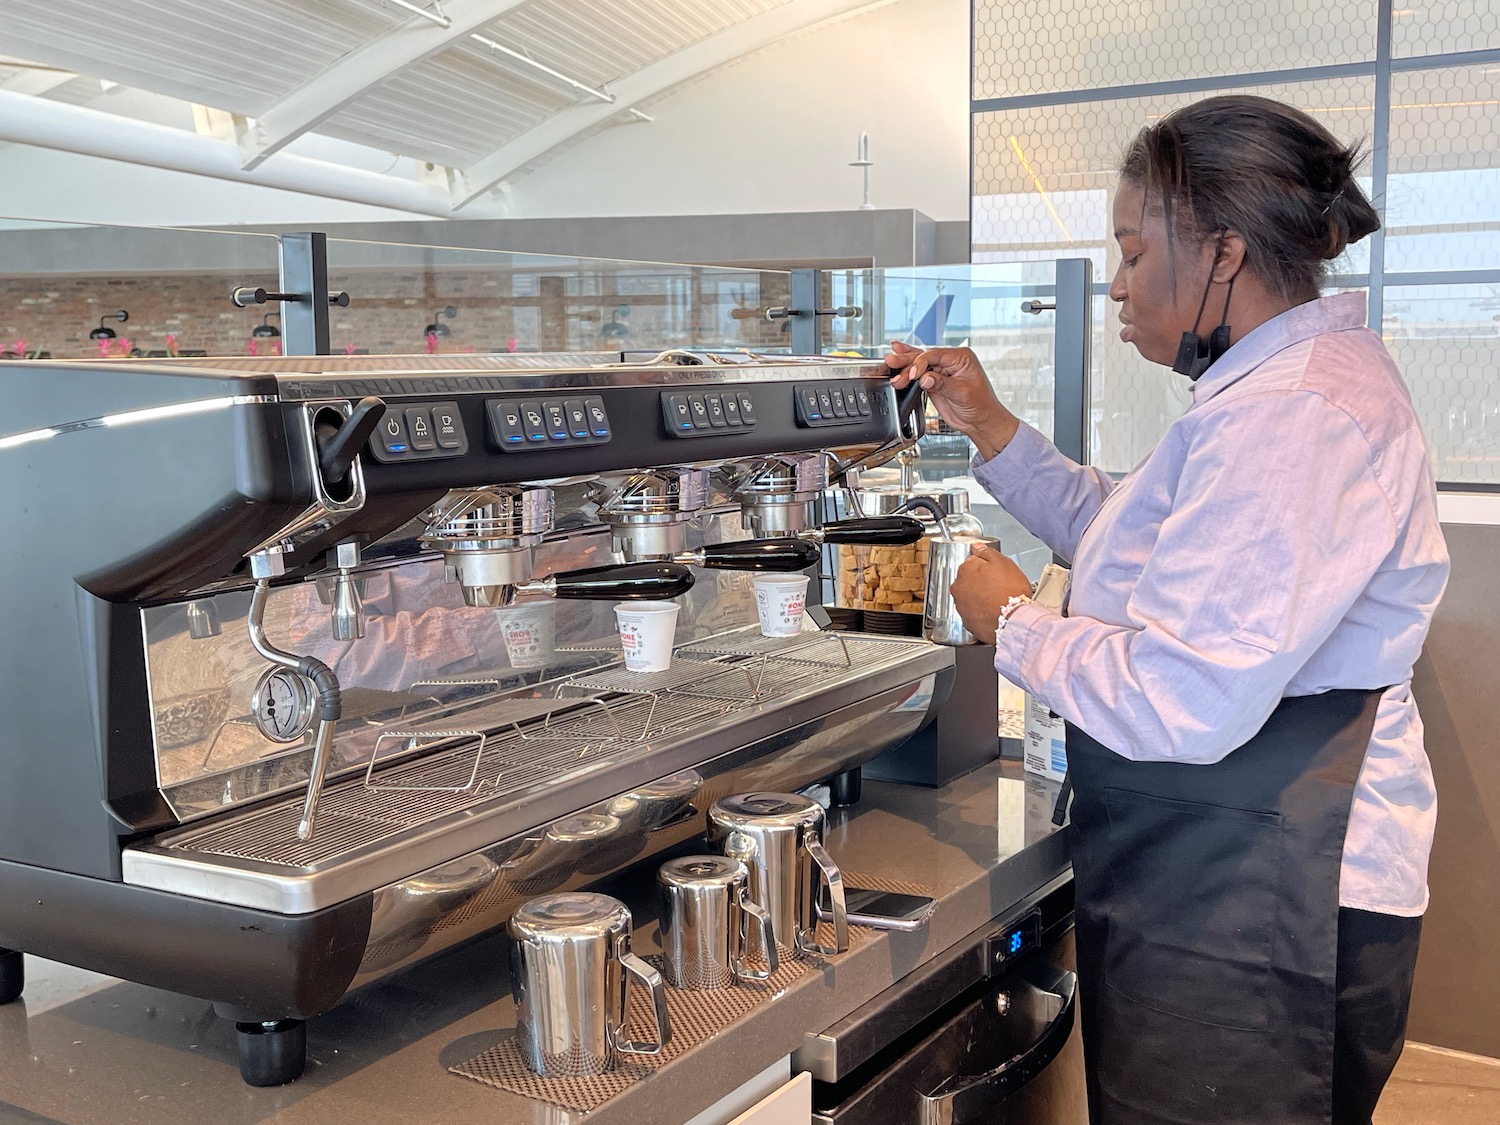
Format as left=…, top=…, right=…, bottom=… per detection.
left=884, top=341, right=1021, bottom=460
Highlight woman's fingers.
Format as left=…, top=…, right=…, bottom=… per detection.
left=885, top=345, right=985, bottom=393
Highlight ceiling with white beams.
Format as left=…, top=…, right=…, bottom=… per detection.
left=0, top=0, right=894, bottom=211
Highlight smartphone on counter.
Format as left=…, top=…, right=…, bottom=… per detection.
left=817, top=886, right=936, bottom=932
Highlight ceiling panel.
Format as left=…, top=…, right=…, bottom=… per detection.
left=321, top=46, right=577, bottom=166
left=0, top=0, right=806, bottom=172
left=0, top=0, right=401, bottom=114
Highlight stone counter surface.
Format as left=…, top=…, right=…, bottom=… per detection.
left=0, top=762, right=1070, bottom=1125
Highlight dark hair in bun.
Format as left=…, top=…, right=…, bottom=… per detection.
left=1119, top=95, right=1381, bottom=301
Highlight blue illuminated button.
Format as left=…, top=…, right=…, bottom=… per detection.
left=666, top=393, right=693, bottom=430
left=798, top=386, right=822, bottom=419
left=375, top=412, right=408, bottom=455
left=495, top=402, right=525, bottom=444
left=519, top=400, right=547, bottom=442
left=542, top=400, right=569, bottom=440
left=584, top=395, right=611, bottom=438
left=564, top=398, right=590, bottom=439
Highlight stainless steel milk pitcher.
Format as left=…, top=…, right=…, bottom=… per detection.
left=924, top=534, right=1001, bottom=646
left=707, top=792, right=849, bottom=956
left=508, top=891, right=670, bottom=1077
left=658, top=855, right=777, bottom=989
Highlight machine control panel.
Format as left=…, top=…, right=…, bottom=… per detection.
left=489, top=395, right=612, bottom=451
left=793, top=381, right=874, bottom=428
left=367, top=400, right=470, bottom=462
left=661, top=390, right=759, bottom=438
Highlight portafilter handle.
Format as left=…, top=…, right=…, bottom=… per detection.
left=532, top=561, right=696, bottom=601
left=814, top=516, right=926, bottom=546
left=687, top=539, right=821, bottom=572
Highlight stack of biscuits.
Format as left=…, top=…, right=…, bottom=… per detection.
left=835, top=539, right=930, bottom=614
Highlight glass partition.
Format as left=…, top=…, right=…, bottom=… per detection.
left=0, top=220, right=794, bottom=362
left=319, top=237, right=792, bottom=357
left=0, top=218, right=282, bottom=361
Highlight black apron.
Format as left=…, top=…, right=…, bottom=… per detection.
left=1064, top=688, right=1383, bottom=1125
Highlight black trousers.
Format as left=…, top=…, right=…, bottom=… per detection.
left=1333, top=906, right=1424, bottom=1125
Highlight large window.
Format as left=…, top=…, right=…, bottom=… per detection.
left=972, top=0, right=1500, bottom=484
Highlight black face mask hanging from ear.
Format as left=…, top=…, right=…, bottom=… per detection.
left=1172, top=231, right=1236, bottom=381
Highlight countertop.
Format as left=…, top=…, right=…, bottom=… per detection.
left=0, top=761, right=1071, bottom=1125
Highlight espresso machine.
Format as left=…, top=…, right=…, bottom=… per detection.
left=0, top=352, right=956, bottom=1086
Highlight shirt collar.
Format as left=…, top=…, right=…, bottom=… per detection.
left=1190, top=291, right=1368, bottom=406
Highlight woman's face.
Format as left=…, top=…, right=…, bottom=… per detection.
left=1109, top=183, right=1217, bottom=367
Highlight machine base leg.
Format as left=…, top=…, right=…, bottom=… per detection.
left=0, top=949, right=22, bottom=1005
left=235, top=1019, right=307, bottom=1086
left=828, top=767, right=863, bottom=808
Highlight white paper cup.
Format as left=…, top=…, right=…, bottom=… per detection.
left=753, top=574, right=810, bottom=637
left=496, top=600, right=556, bottom=670
left=614, top=601, right=680, bottom=673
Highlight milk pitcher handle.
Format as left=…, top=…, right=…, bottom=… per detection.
left=613, top=943, right=671, bottom=1056
left=731, top=885, right=778, bottom=981
left=799, top=837, right=849, bottom=956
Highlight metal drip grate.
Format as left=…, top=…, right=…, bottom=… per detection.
left=155, top=631, right=928, bottom=871
left=681, top=630, right=854, bottom=667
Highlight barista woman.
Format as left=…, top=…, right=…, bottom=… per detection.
left=887, top=96, right=1449, bottom=1125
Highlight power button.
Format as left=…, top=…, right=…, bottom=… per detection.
left=375, top=412, right=408, bottom=456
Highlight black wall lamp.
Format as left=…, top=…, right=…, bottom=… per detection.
left=90, top=310, right=129, bottom=340
left=424, top=305, right=457, bottom=338
left=252, top=312, right=281, bottom=339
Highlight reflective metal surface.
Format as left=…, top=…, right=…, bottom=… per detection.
left=708, top=793, right=849, bottom=956
left=923, top=536, right=1000, bottom=647
left=731, top=454, right=830, bottom=537
left=508, top=892, right=669, bottom=1077
left=658, top=855, right=776, bottom=990
left=594, top=469, right=713, bottom=563
left=419, top=487, right=556, bottom=607
left=0, top=762, right=1072, bottom=1125
left=126, top=630, right=948, bottom=914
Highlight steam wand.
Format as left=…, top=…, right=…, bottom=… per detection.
left=247, top=572, right=342, bottom=841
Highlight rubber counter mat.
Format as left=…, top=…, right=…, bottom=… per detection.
left=450, top=923, right=876, bottom=1112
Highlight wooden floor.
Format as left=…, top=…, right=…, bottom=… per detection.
left=1375, top=1043, right=1500, bottom=1124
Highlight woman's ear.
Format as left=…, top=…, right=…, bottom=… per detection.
left=1215, top=229, right=1248, bottom=283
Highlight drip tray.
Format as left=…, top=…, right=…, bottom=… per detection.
left=123, top=629, right=952, bottom=914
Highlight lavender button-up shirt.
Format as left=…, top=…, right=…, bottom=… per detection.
left=975, top=292, right=1449, bottom=916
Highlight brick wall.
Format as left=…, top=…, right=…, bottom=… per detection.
left=0, top=269, right=795, bottom=361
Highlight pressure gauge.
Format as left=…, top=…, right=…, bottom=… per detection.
left=251, top=667, right=317, bottom=744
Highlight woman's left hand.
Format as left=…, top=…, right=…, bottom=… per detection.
left=949, top=543, right=1034, bottom=645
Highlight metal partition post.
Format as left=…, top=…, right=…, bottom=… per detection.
left=789, top=269, right=821, bottom=356
left=1052, top=258, right=1093, bottom=465
left=278, top=232, right=332, bottom=356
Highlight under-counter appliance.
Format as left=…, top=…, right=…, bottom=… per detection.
left=0, top=351, right=956, bottom=1086
left=795, top=874, right=1078, bottom=1125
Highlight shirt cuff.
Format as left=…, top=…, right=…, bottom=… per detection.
left=992, top=600, right=1054, bottom=694
left=971, top=421, right=1049, bottom=503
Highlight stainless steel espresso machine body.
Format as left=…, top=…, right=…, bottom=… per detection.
left=0, top=353, right=953, bottom=1085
